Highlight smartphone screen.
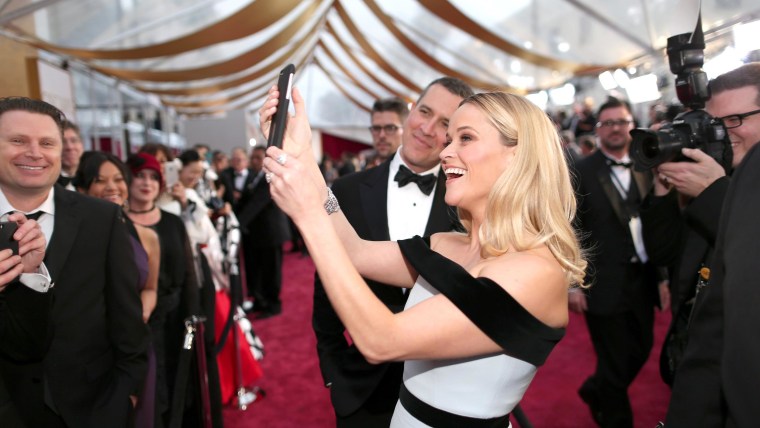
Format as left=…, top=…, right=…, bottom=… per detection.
left=0, top=221, right=19, bottom=256
left=267, top=64, right=296, bottom=149
left=163, top=160, right=180, bottom=188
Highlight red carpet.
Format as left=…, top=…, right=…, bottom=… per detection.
left=224, top=249, right=671, bottom=428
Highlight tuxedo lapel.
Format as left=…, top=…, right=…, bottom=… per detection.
left=46, top=187, right=82, bottom=281
left=632, top=169, right=652, bottom=201
left=243, top=168, right=256, bottom=190
left=594, top=157, right=630, bottom=228
left=424, top=172, right=456, bottom=235
left=360, top=161, right=390, bottom=241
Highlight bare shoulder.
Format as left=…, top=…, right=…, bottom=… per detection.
left=135, top=224, right=160, bottom=252
left=479, top=247, right=568, bottom=328
left=430, top=231, right=468, bottom=252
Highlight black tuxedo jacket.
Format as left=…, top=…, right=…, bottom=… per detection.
left=0, top=280, right=53, bottom=427
left=641, top=177, right=728, bottom=312
left=667, top=144, right=760, bottom=427
left=218, top=167, right=254, bottom=206
left=312, top=156, right=458, bottom=416
left=573, top=150, right=658, bottom=314
left=234, top=169, right=290, bottom=246
left=0, top=187, right=148, bottom=428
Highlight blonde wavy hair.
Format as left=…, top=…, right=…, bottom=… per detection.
left=457, top=92, right=587, bottom=287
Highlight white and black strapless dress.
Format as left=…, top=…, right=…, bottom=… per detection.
left=389, top=236, right=565, bottom=428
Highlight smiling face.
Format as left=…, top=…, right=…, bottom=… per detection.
left=0, top=110, right=62, bottom=206
left=440, top=103, right=514, bottom=213
left=62, top=127, right=84, bottom=174
left=87, top=161, right=128, bottom=206
left=129, top=169, right=161, bottom=205
left=371, top=111, right=404, bottom=160
left=400, top=84, right=464, bottom=173
left=180, top=160, right=204, bottom=189
left=706, top=86, right=760, bottom=167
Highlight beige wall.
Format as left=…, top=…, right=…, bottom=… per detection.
left=0, top=35, right=39, bottom=98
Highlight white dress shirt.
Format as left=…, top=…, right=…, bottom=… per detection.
left=605, top=154, right=648, bottom=263
left=0, top=187, right=55, bottom=292
left=386, top=149, right=440, bottom=241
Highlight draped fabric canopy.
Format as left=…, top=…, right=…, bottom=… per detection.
left=1, top=0, right=758, bottom=127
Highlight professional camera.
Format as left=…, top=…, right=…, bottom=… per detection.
left=629, top=18, right=732, bottom=172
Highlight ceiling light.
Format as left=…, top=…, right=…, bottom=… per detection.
left=526, top=91, right=548, bottom=110
left=613, top=69, right=630, bottom=88
left=625, top=74, right=661, bottom=104
left=510, top=60, right=522, bottom=73
left=249, top=138, right=257, bottom=147
left=733, top=19, right=760, bottom=55
left=549, top=83, right=575, bottom=106
left=704, top=47, right=743, bottom=79
left=598, top=71, right=618, bottom=90
left=557, top=42, right=570, bottom=53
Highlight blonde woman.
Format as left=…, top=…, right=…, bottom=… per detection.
left=261, top=88, right=586, bottom=427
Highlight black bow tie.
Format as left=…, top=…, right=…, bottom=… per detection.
left=25, top=211, right=44, bottom=221
left=394, top=165, right=436, bottom=196
left=5, top=211, right=44, bottom=221
left=606, top=158, right=632, bottom=168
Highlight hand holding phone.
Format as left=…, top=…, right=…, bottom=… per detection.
left=267, top=64, right=296, bottom=149
left=163, top=160, right=180, bottom=188
left=0, top=222, right=19, bottom=256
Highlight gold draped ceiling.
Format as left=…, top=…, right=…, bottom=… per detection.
left=3, top=0, right=623, bottom=116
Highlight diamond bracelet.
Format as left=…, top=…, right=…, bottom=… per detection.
left=324, top=187, right=340, bottom=215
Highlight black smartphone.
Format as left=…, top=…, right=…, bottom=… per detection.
left=267, top=63, right=296, bottom=149
left=0, top=221, right=19, bottom=256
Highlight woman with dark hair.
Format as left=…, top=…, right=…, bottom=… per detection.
left=125, top=152, right=210, bottom=427
left=74, top=151, right=159, bottom=427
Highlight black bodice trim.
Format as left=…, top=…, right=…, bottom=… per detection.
left=398, top=236, right=565, bottom=366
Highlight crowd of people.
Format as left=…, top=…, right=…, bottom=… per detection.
left=1, top=61, right=758, bottom=428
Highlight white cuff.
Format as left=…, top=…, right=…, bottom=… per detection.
left=19, top=262, right=53, bottom=293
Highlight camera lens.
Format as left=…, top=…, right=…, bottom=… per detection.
left=640, top=134, right=662, bottom=159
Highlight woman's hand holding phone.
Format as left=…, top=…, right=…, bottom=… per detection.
left=261, top=86, right=312, bottom=159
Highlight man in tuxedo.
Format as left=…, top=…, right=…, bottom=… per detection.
left=1, top=212, right=51, bottom=427
left=235, top=146, right=290, bottom=318
left=219, top=147, right=253, bottom=206
left=368, top=96, right=408, bottom=165
left=0, top=97, right=148, bottom=428
left=571, top=97, right=663, bottom=428
left=313, top=77, right=473, bottom=427
left=664, top=63, right=760, bottom=426
left=56, top=121, right=83, bottom=191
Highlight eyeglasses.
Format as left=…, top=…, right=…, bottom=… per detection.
left=719, top=109, right=760, bottom=129
left=369, top=124, right=400, bottom=134
left=596, top=119, right=634, bottom=128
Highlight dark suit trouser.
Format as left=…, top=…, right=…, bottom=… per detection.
left=335, top=362, right=403, bottom=428
left=582, top=300, right=653, bottom=428
left=242, top=235, right=283, bottom=311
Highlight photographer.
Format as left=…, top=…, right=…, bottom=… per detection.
left=643, top=62, right=760, bottom=426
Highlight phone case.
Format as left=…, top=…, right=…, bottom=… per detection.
left=0, top=222, right=19, bottom=256
left=267, top=64, right=296, bottom=149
